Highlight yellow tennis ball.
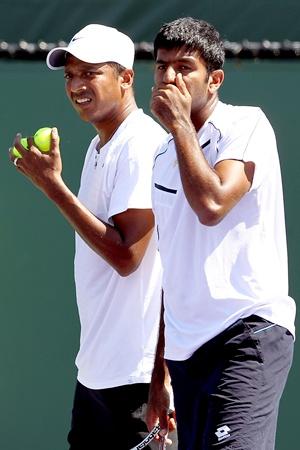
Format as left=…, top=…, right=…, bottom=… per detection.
left=34, top=127, right=52, bottom=152
left=12, top=137, right=29, bottom=158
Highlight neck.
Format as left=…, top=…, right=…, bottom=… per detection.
left=95, top=97, right=138, bottom=148
left=191, top=95, right=219, bottom=132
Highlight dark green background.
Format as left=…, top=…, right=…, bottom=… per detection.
left=0, top=1, right=299, bottom=448
left=0, top=59, right=299, bottom=449
left=1, top=0, right=300, bottom=42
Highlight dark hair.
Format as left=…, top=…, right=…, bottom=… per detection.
left=154, top=17, right=225, bottom=73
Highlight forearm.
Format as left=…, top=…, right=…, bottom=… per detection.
left=152, top=299, right=169, bottom=385
left=171, top=122, right=225, bottom=224
left=43, top=178, right=139, bottom=275
left=150, top=297, right=173, bottom=402
left=147, top=297, right=172, bottom=432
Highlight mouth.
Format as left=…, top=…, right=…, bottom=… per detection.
left=74, top=96, right=92, bottom=106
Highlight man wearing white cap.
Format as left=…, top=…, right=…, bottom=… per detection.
left=10, top=24, right=167, bottom=449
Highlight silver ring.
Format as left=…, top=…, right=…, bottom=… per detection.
left=13, top=157, right=20, bottom=167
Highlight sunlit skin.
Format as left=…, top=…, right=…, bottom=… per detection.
left=152, top=47, right=224, bottom=132
left=64, top=55, right=137, bottom=146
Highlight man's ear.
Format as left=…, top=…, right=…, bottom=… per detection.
left=208, top=69, right=224, bottom=94
left=120, top=69, right=134, bottom=90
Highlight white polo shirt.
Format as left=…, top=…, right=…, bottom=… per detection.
left=152, top=101, right=296, bottom=361
left=74, top=109, right=167, bottom=388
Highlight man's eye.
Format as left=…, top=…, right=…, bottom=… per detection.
left=64, top=73, right=71, bottom=80
left=84, top=71, right=98, bottom=77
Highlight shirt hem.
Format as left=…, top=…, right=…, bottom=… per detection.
left=164, top=313, right=295, bottom=362
left=77, top=373, right=152, bottom=390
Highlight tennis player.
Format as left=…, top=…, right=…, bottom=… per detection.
left=10, top=24, right=168, bottom=449
left=146, top=17, right=296, bottom=450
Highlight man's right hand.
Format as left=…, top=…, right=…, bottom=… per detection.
left=9, top=127, right=63, bottom=198
left=146, top=381, right=176, bottom=445
left=147, top=297, right=176, bottom=445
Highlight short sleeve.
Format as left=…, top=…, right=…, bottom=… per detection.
left=107, top=136, right=160, bottom=220
left=215, top=108, right=278, bottom=190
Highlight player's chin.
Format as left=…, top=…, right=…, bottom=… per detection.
left=75, top=107, right=94, bottom=122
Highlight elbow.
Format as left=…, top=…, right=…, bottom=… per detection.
left=188, top=196, right=225, bottom=226
left=196, top=204, right=224, bottom=227
left=114, top=253, right=141, bottom=277
left=116, top=265, right=136, bottom=277
left=198, top=213, right=222, bottom=227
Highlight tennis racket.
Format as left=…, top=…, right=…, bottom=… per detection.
left=130, top=424, right=166, bottom=449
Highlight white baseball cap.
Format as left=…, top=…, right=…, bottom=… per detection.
left=46, top=24, right=135, bottom=70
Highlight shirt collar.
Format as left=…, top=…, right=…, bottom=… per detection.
left=197, top=100, right=227, bottom=142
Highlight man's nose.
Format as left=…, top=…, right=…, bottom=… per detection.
left=70, top=77, right=87, bottom=93
left=162, top=66, right=177, bottom=84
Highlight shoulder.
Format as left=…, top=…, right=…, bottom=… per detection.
left=131, top=110, right=167, bottom=141
left=209, top=102, right=273, bottom=140
left=125, top=109, right=165, bottom=133
left=119, top=110, right=167, bottom=158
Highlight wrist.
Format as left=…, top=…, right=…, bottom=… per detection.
left=42, top=176, right=68, bottom=203
left=151, top=360, right=165, bottom=382
left=170, top=118, right=196, bottom=136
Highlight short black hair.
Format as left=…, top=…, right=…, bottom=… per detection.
left=154, top=17, right=225, bottom=73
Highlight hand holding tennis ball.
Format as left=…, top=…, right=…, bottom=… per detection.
left=11, top=127, right=53, bottom=158
left=33, top=127, right=52, bottom=152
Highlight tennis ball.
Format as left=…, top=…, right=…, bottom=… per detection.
left=34, top=127, right=52, bottom=152
left=12, top=137, right=29, bottom=158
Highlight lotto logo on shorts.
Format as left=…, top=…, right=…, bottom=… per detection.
left=215, top=425, right=231, bottom=442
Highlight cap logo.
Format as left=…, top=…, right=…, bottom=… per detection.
left=71, top=36, right=84, bottom=42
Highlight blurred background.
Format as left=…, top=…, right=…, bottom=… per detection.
left=0, top=1, right=299, bottom=449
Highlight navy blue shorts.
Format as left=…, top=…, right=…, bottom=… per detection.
left=67, top=381, right=150, bottom=450
left=167, top=315, right=294, bottom=450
